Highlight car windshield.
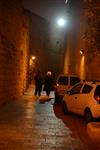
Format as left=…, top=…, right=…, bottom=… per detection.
left=70, top=77, right=80, bottom=86
left=94, top=85, right=100, bottom=97
left=58, top=76, right=68, bottom=85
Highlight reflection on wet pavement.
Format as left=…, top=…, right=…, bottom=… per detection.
left=0, top=86, right=99, bottom=150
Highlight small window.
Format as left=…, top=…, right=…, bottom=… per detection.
left=58, top=76, right=68, bottom=85
left=82, top=84, right=93, bottom=94
left=70, top=84, right=83, bottom=95
left=94, top=85, right=100, bottom=97
left=70, top=77, right=80, bottom=86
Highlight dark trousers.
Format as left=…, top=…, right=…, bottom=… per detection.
left=35, top=86, right=42, bottom=96
left=46, top=90, right=50, bottom=96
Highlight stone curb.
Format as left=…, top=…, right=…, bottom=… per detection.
left=87, top=122, right=100, bottom=142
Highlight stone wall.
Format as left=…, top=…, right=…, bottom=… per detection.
left=25, top=10, right=50, bottom=80
left=63, top=0, right=100, bottom=81
left=83, top=0, right=100, bottom=80
left=0, top=0, right=29, bottom=104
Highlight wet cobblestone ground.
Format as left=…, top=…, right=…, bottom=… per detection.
left=0, top=85, right=99, bottom=150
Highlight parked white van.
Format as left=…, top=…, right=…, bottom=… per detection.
left=54, top=74, right=80, bottom=103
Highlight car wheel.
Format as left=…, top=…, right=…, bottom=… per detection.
left=84, top=109, right=93, bottom=123
left=62, top=101, right=68, bottom=114
left=55, top=92, right=59, bottom=103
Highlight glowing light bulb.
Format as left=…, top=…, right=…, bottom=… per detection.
left=57, top=18, right=65, bottom=27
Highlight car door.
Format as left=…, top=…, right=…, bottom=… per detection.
left=76, top=84, right=93, bottom=115
left=67, top=83, right=83, bottom=113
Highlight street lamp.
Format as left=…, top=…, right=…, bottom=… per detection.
left=29, top=56, right=36, bottom=66
left=29, top=56, right=36, bottom=84
left=57, top=18, right=66, bottom=27
left=80, top=50, right=84, bottom=55
left=65, top=0, right=68, bottom=4
left=32, top=56, right=36, bottom=60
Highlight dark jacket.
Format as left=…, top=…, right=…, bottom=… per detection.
left=44, top=75, right=53, bottom=91
left=34, top=74, right=43, bottom=89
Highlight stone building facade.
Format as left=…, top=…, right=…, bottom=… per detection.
left=25, top=10, right=50, bottom=82
left=63, top=0, right=100, bottom=81
left=82, top=0, right=100, bottom=80
left=0, top=0, right=29, bottom=104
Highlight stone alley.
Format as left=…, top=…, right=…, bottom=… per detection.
left=0, top=85, right=99, bottom=150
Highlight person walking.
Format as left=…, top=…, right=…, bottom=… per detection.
left=34, top=71, right=43, bottom=96
left=44, top=71, right=53, bottom=96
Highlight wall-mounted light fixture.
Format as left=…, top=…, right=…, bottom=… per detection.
left=65, top=0, right=68, bottom=4
left=57, top=18, right=66, bottom=27
left=32, top=56, right=36, bottom=60
left=29, top=56, right=36, bottom=66
left=80, top=50, right=84, bottom=55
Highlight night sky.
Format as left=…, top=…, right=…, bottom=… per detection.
left=23, top=0, right=68, bottom=22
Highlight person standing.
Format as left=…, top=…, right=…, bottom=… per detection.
left=34, top=71, right=43, bottom=96
left=44, top=71, right=53, bottom=96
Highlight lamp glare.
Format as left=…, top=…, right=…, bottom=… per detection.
left=57, top=18, right=65, bottom=27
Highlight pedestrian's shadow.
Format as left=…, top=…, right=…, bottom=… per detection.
left=38, top=95, right=53, bottom=104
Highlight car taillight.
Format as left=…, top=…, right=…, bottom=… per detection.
left=94, top=96, right=100, bottom=104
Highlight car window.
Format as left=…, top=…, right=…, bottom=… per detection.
left=70, top=84, right=83, bottom=95
left=94, top=85, right=100, bottom=97
left=70, top=77, right=80, bottom=86
left=82, top=84, right=93, bottom=94
left=58, top=76, right=68, bottom=85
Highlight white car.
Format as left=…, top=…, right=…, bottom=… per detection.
left=62, top=81, right=100, bottom=122
left=55, top=74, right=80, bottom=103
